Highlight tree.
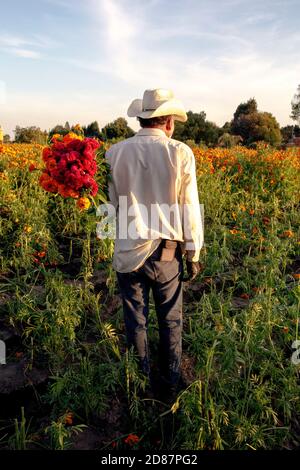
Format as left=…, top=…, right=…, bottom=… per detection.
left=231, top=98, right=281, bottom=146
left=64, top=121, right=71, bottom=131
left=83, top=121, right=103, bottom=140
left=101, top=117, right=135, bottom=140
left=14, top=126, right=48, bottom=144
left=281, top=125, right=300, bottom=143
left=291, top=84, right=300, bottom=124
left=3, top=134, right=10, bottom=143
left=48, top=124, right=68, bottom=140
left=173, top=111, right=220, bottom=146
left=233, top=98, right=257, bottom=121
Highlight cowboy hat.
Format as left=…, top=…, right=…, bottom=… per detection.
left=127, top=88, right=187, bottom=122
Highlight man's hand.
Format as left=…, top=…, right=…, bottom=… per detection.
left=183, top=260, right=202, bottom=282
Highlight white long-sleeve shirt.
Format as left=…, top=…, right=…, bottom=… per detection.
left=104, top=127, right=204, bottom=273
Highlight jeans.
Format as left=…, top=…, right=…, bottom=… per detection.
left=116, top=240, right=184, bottom=387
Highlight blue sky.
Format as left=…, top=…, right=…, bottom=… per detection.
left=0, top=0, right=299, bottom=136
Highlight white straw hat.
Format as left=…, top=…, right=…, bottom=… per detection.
left=127, top=88, right=187, bottom=122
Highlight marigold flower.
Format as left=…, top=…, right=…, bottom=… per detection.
left=40, top=176, right=58, bottom=193
left=292, top=273, right=300, bottom=280
left=63, top=132, right=83, bottom=143
left=124, top=434, right=139, bottom=446
left=76, top=197, right=91, bottom=211
left=64, top=412, right=74, bottom=426
left=46, top=158, right=57, bottom=171
left=240, top=293, right=250, bottom=299
left=51, top=133, right=62, bottom=141
left=281, top=230, right=294, bottom=238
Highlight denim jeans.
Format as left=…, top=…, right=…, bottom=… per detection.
left=116, top=240, right=184, bottom=387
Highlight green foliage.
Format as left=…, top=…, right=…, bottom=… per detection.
left=173, top=110, right=220, bottom=146
left=14, top=126, right=48, bottom=144
left=101, top=117, right=135, bottom=140
left=290, top=84, right=300, bottom=124
left=280, top=125, right=300, bottom=143
left=231, top=99, right=282, bottom=146
left=44, top=415, right=86, bottom=450
left=8, top=408, right=32, bottom=450
left=83, top=121, right=103, bottom=140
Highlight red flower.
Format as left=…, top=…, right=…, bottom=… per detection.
left=29, top=163, right=37, bottom=172
left=124, top=434, right=139, bottom=446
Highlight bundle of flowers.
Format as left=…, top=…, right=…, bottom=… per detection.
left=39, top=132, right=103, bottom=210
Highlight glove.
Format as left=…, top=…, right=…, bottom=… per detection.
left=183, top=260, right=201, bottom=282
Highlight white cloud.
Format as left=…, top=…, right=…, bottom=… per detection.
left=8, top=48, right=42, bottom=59
left=0, top=32, right=58, bottom=60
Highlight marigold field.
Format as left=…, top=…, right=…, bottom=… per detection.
left=0, top=142, right=299, bottom=450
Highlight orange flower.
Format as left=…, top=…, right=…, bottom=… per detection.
left=64, top=412, right=74, bottom=426
left=24, top=225, right=32, bottom=233
left=281, top=230, right=294, bottom=238
left=229, top=228, right=239, bottom=235
left=51, top=133, right=62, bottom=141
left=240, top=293, right=250, bottom=299
left=57, top=184, right=70, bottom=198
left=63, top=132, right=83, bottom=143
left=41, top=177, right=58, bottom=193
left=292, top=273, right=300, bottom=280
left=249, top=209, right=255, bottom=216
left=124, top=434, right=139, bottom=446
left=283, top=326, right=289, bottom=334
left=67, top=188, right=80, bottom=199
left=76, top=197, right=91, bottom=211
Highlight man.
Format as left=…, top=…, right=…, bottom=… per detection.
left=105, top=88, right=204, bottom=400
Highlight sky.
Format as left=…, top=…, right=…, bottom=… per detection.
left=0, top=0, right=299, bottom=137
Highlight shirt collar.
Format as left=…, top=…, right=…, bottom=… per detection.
left=135, top=127, right=167, bottom=137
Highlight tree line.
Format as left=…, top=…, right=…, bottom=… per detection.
left=5, top=87, right=300, bottom=148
